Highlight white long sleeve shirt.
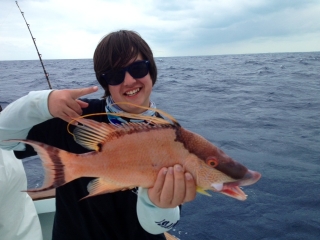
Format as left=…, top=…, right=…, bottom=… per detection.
left=0, top=149, right=43, bottom=240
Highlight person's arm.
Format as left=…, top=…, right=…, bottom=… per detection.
left=137, top=165, right=196, bottom=234
left=0, top=90, right=53, bottom=150
left=0, top=86, right=98, bottom=151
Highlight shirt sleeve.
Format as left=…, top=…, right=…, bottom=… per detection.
left=0, top=90, right=53, bottom=150
left=0, top=149, right=43, bottom=240
left=136, top=187, right=180, bottom=235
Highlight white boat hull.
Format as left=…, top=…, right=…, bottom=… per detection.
left=33, top=197, right=55, bottom=240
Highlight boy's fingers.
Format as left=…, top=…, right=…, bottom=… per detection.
left=64, top=104, right=82, bottom=118
left=69, top=86, right=98, bottom=99
left=148, top=168, right=167, bottom=205
left=171, top=164, right=186, bottom=206
left=49, top=87, right=96, bottom=120
left=159, top=167, right=174, bottom=205
left=76, top=99, right=89, bottom=108
left=183, top=173, right=197, bottom=203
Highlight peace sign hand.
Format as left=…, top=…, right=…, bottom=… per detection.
left=48, top=86, right=98, bottom=123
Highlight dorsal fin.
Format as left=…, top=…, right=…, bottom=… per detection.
left=67, top=102, right=180, bottom=151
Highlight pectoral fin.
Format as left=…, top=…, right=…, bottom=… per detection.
left=81, top=178, right=134, bottom=200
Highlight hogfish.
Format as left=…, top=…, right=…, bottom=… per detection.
left=9, top=103, right=261, bottom=200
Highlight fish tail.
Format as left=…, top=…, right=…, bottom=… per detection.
left=8, top=139, right=79, bottom=192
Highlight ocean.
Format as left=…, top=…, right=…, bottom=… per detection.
left=0, top=52, right=319, bottom=239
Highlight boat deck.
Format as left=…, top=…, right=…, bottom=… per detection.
left=29, top=189, right=177, bottom=240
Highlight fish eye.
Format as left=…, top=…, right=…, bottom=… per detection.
left=206, top=158, right=218, bottom=168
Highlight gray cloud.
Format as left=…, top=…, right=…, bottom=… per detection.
left=0, top=0, right=319, bottom=60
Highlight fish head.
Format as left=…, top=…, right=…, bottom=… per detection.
left=196, top=149, right=261, bottom=201
left=178, top=128, right=261, bottom=200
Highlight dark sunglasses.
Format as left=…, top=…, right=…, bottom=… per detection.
left=100, top=60, right=150, bottom=86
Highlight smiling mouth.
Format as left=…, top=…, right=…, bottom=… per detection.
left=124, top=88, right=141, bottom=96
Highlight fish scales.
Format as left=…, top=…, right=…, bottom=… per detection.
left=73, top=121, right=233, bottom=189
left=74, top=126, right=189, bottom=188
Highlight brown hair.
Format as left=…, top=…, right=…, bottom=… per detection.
left=93, top=30, right=157, bottom=98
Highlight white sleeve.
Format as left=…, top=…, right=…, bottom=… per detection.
left=0, top=149, right=43, bottom=240
left=136, top=187, right=180, bottom=235
left=0, top=90, right=53, bottom=150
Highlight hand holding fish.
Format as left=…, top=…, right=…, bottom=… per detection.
left=48, top=86, right=98, bottom=123
left=148, top=165, right=197, bottom=208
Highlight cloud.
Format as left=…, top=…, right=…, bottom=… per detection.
left=0, top=0, right=319, bottom=60
left=146, top=0, right=320, bottom=56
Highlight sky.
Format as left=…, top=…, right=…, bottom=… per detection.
left=0, top=0, right=320, bottom=60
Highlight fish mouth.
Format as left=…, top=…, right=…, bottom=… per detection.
left=213, top=170, right=261, bottom=201
left=220, top=185, right=247, bottom=201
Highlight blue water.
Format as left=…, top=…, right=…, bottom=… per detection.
left=0, top=52, right=319, bottom=239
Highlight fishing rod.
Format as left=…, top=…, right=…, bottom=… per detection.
left=15, top=1, right=52, bottom=89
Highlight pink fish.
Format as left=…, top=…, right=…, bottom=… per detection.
left=9, top=104, right=261, bottom=201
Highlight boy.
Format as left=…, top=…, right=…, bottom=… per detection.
left=0, top=105, right=42, bottom=240
left=0, top=30, right=196, bottom=239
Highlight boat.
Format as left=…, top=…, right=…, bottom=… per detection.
left=29, top=190, right=178, bottom=240
left=28, top=190, right=55, bottom=240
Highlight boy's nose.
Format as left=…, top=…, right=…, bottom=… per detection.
left=123, top=71, right=136, bottom=85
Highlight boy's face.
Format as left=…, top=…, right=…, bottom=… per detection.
left=108, top=53, right=153, bottom=114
